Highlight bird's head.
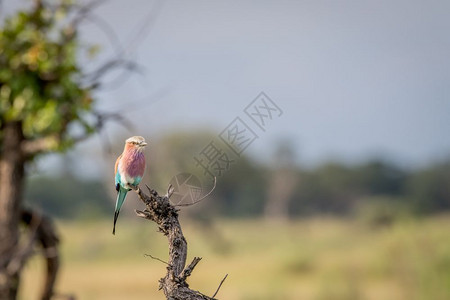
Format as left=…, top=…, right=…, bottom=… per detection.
left=125, top=136, right=147, bottom=151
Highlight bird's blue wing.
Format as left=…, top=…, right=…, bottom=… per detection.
left=133, top=176, right=142, bottom=186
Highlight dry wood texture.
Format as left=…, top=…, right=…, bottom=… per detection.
left=134, top=184, right=225, bottom=299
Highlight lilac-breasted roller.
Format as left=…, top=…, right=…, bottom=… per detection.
left=113, top=136, right=147, bottom=235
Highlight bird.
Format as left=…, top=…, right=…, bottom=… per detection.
left=113, top=136, right=147, bottom=235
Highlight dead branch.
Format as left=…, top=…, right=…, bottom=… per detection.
left=20, top=209, right=60, bottom=300
left=133, top=185, right=224, bottom=299
left=6, top=212, right=42, bottom=276
left=212, top=274, right=228, bottom=299
left=179, top=257, right=202, bottom=281
left=144, top=254, right=168, bottom=265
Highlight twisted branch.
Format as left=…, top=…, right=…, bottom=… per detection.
left=20, top=209, right=60, bottom=300
left=133, top=185, right=225, bottom=299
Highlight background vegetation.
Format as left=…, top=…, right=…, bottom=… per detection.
left=26, top=131, right=450, bottom=223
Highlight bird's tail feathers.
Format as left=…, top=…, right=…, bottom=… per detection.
left=112, top=188, right=127, bottom=235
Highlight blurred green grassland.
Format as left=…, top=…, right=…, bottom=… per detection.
left=20, top=216, right=450, bottom=300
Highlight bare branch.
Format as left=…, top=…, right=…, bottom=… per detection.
left=70, top=3, right=144, bottom=91
left=179, top=257, right=202, bottom=281
left=109, top=86, right=171, bottom=113
left=6, top=213, right=42, bottom=276
left=166, top=184, right=175, bottom=198
left=135, top=209, right=151, bottom=220
left=144, top=254, right=168, bottom=265
left=87, top=0, right=164, bottom=90
left=212, top=274, right=228, bottom=299
left=98, top=130, right=113, bottom=155
left=122, top=0, right=164, bottom=56
left=21, top=136, right=59, bottom=156
left=83, top=58, right=142, bottom=88
left=70, top=0, right=109, bottom=27
left=19, top=209, right=60, bottom=300
left=69, top=110, right=135, bottom=150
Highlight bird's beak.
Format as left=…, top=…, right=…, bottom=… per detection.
left=140, top=142, right=147, bottom=147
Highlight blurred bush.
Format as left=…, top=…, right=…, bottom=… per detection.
left=354, top=196, right=412, bottom=227
left=405, top=161, right=450, bottom=213
left=25, top=175, right=111, bottom=219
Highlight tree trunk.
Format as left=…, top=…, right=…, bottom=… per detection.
left=0, top=121, right=25, bottom=299
left=264, top=168, right=297, bottom=221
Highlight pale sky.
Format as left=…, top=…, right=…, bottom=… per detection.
left=3, top=0, right=450, bottom=175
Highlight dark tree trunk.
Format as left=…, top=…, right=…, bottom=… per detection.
left=0, top=121, right=25, bottom=299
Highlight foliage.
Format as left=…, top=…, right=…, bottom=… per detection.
left=0, top=0, right=96, bottom=152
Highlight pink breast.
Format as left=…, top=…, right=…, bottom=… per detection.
left=121, top=149, right=146, bottom=178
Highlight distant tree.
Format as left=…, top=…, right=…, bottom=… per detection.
left=264, top=140, right=298, bottom=220
left=0, top=1, right=133, bottom=298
